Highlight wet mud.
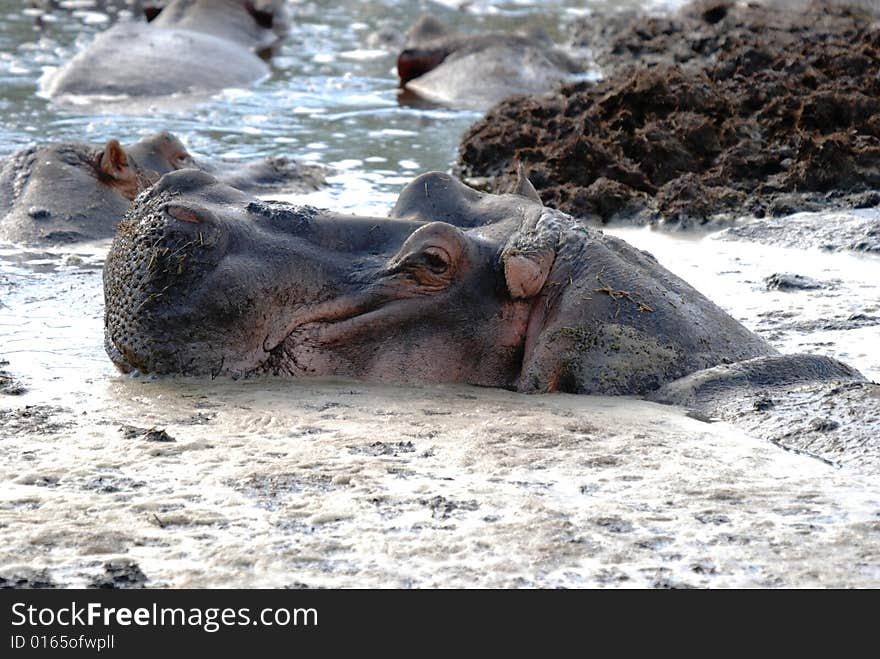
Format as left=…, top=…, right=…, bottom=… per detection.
left=0, top=359, right=26, bottom=396
left=457, top=2, right=880, bottom=237
left=3, top=378, right=880, bottom=588
left=718, top=209, right=880, bottom=252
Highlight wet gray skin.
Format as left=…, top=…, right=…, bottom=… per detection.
left=0, top=131, right=324, bottom=245
left=106, top=168, right=802, bottom=394
left=42, top=0, right=289, bottom=103
left=397, top=15, right=583, bottom=111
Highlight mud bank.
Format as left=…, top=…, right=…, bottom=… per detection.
left=2, top=378, right=880, bottom=588
left=457, top=2, right=880, bottom=236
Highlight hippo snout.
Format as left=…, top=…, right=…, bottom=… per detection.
left=104, top=186, right=230, bottom=375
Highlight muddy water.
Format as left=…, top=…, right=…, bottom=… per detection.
left=4, top=376, right=880, bottom=588
left=1, top=0, right=879, bottom=588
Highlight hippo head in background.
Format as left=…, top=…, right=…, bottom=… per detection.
left=0, top=132, right=195, bottom=244
left=104, top=169, right=776, bottom=393
left=0, top=130, right=325, bottom=245
left=143, top=0, right=289, bottom=52
left=397, top=15, right=455, bottom=85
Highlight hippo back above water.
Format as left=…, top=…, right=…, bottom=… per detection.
left=42, top=0, right=289, bottom=107
left=397, top=16, right=584, bottom=111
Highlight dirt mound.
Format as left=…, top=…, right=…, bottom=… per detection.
left=456, top=2, right=880, bottom=227
left=573, top=1, right=878, bottom=74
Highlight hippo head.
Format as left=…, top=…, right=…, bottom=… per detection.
left=104, top=169, right=565, bottom=387
left=105, top=167, right=780, bottom=393
left=397, top=16, right=455, bottom=84
left=395, top=16, right=581, bottom=111
left=0, top=131, right=198, bottom=244
left=145, top=0, right=290, bottom=51
left=51, top=131, right=193, bottom=204
left=65, top=135, right=172, bottom=203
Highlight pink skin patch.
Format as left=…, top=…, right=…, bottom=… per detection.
left=166, top=205, right=202, bottom=224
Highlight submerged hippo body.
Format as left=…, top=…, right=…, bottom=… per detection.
left=397, top=16, right=583, bottom=111
left=105, top=169, right=780, bottom=392
left=42, top=0, right=288, bottom=105
left=0, top=132, right=323, bottom=245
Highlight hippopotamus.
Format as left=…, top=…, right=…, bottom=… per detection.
left=102, top=166, right=819, bottom=385
left=41, top=0, right=288, bottom=107
left=103, top=167, right=879, bottom=470
left=397, top=16, right=584, bottom=111
left=0, top=131, right=323, bottom=245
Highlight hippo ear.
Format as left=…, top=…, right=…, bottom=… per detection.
left=501, top=211, right=559, bottom=299
left=510, top=162, right=542, bottom=205
left=143, top=3, right=164, bottom=21
left=504, top=252, right=553, bottom=299
left=245, top=1, right=275, bottom=29
left=99, top=139, right=132, bottom=180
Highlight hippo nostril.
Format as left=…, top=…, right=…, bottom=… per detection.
left=165, top=204, right=203, bottom=224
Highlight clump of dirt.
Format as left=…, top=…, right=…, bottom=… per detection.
left=120, top=424, right=176, bottom=442
left=88, top=560, right=148, bottom=589
left=420, top=495, right=479, bottom=519
left=0, top=569, right=56, bottom=589
left=456, top=2, right=880, bottom=227
left=0, top=405, right=72, bottom=436
left=764, top=273, right=825, bottom=291
left=233, top=472, right=340, bottom=513
left=0, top=359, right=26, bottom=396
left=348, top=441, right=416, bottom=456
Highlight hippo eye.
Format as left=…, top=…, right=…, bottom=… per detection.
left=421, top=247, right=450, bottom=273
left=174, top=153, right=194, bottom=168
